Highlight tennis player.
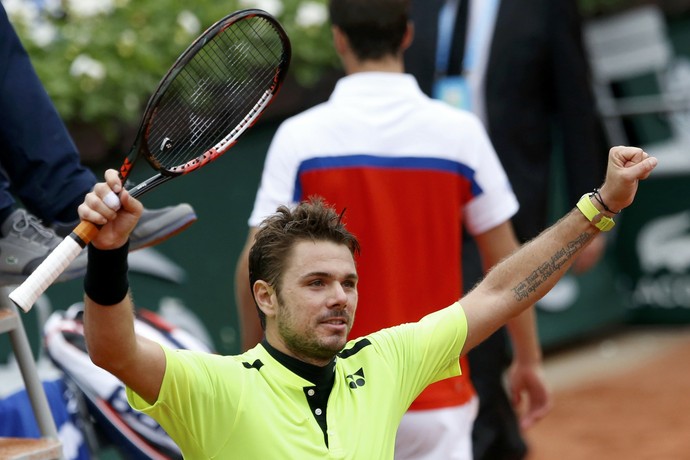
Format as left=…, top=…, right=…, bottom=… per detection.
left=79, top=144, right=655, bottom=459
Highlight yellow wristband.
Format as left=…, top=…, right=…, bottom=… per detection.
left=577, top=193, right=615, bottom=231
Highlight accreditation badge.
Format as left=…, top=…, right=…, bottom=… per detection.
left=432, top=76, right=472, bottom=110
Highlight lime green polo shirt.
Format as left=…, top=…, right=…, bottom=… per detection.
left=127, top=302, right=468, bottom=459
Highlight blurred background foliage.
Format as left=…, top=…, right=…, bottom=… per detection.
left=3, top=0, right=338, bottom=151
left=4, top=0, right=690, bottom=159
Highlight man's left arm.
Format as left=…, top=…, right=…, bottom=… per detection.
left=462, top=146, right=657, bottom=356
left=474, top=221, right=551, bottom=428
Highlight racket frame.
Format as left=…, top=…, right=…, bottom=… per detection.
left=9, top=8, right=291, bottom=312
left=125, top=9, right=291, bottom=198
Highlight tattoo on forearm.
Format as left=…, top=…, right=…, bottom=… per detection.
left=512, top=232, right=592, bottom=301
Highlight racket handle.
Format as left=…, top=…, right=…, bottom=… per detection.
left=10, top=221, right=100, bottom=312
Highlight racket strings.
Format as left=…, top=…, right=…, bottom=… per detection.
left=158, top=23, right=277, bottom=163
left=147, top=15, right=287, bottom=170
left=187, top=23, right=278, bottom=138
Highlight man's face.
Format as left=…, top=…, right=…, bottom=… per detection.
left=271, top=240, right=358, bottom=365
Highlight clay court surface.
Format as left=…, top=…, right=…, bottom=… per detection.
left=523, top=325, right=690, bottom=460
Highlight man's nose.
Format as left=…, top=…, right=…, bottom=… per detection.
left=328, top=282, right=349, bottom=306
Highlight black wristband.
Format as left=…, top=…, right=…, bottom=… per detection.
left=592, top=188, right=621, bottom=214
left=84, top=241, right=130, bottom=306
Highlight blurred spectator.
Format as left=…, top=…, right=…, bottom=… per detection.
left=405, top=0, right=608, bottom=458
left=0, top=3, right=196, bottom=284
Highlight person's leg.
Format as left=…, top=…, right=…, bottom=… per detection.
left=0, top=7, right=29, bottom=220
left=0, top=5, right=197, bottom=284
left=0, top=4, right=95, bottom=224
left=0, top=168, right=16, bottom=224
left=468, top=329, right=528, bottom=460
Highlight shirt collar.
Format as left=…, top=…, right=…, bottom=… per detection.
left=329, top=72, right=425, bottom=102
left=261, top=338, right=336, bottom=386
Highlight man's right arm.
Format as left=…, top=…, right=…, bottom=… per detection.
left=81, top=170, right=166, bottom=405
left=84, top=290, right=166, bottom=405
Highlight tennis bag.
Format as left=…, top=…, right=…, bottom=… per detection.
left=43, top=302, right=213, bottom=459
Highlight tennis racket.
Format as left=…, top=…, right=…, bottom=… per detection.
left=10, top=8, right=291, bottom=312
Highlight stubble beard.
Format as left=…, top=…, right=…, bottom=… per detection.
left=276, top=296, right=347, bottom=363
left=279, top=320, right=343, bottom=363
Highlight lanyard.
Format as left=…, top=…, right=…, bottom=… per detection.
left=435, top=0, right=500, bottom=76
left=435, top=0, right=460, bottom=76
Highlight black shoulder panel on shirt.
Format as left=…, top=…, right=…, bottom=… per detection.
left=242, top=359, right=264, bottom=370
left=337, top=338, right=371, bottom=359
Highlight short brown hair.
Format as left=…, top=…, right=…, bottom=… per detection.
left=248, top=196, right=360, bottom=329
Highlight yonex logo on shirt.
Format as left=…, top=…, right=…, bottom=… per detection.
left=346, top=368, right=365, bottom=389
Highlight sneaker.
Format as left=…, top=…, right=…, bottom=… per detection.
left=54, top=203, right=197, bottom=282
left=0, top=204, right=197, bottom=286
left=0, top=209, right=64, bottom=286
left=128, top=203, right=197, bottom=251
left=52, top=203, right=197, bottom=251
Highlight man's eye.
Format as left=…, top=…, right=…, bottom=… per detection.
left=310, top=279, right=324, bottom=287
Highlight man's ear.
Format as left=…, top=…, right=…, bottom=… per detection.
left=332, top=25, right=348, bottom=55
left=401, top=21, right=414, bottom=52
left=254, top=280, right=277, bottom=318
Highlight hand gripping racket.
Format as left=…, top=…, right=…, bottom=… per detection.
left=10, top=9, right=291, bottom=312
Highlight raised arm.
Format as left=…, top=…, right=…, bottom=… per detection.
left=461, top=146, right=657, bottom=353
left=81, top=169, right=166, bottom=404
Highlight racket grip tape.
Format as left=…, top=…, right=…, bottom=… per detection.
left=9, top=221, right=100, bottom=312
